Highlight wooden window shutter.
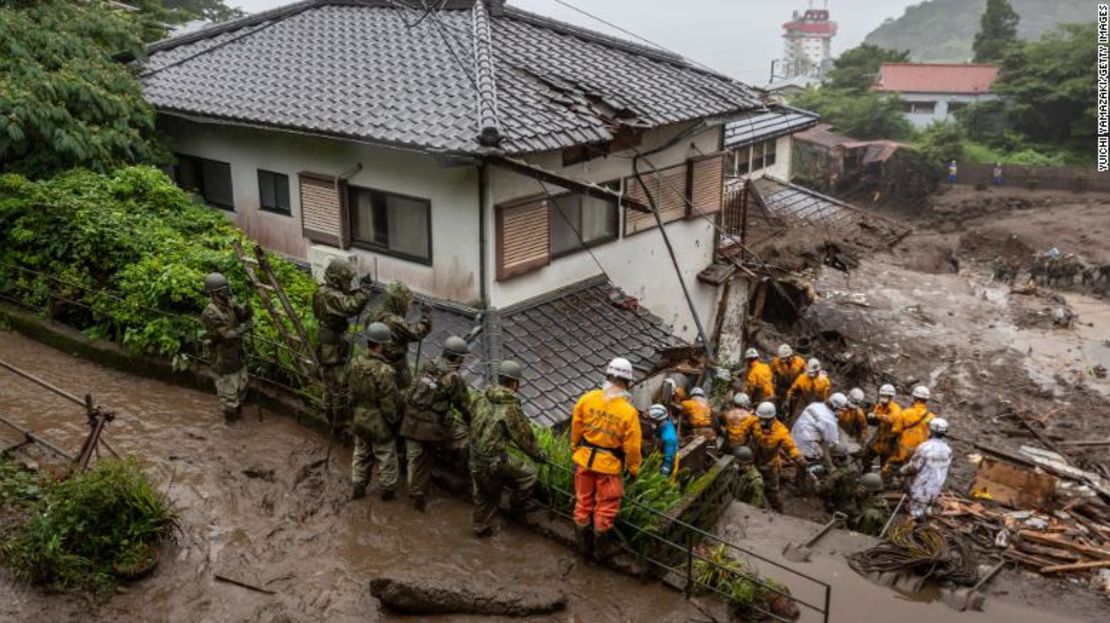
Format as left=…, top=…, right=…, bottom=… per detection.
left=689, top=155, right=724, bottom=216
left=497, top=198, right=550, bottom=280
left=299, top=172, right=343, bottom=247
left=624, top=164, right=688, bottom=235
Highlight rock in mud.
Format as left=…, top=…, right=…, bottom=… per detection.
left=369, top=572, right=567, bottom=616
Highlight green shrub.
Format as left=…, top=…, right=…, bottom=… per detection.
left=1, top=458, right=175, bottom=597
left=693, top=544, right=787, bottom=622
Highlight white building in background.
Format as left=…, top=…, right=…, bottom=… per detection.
left=777, top=5, right=837, bottom=81
left=874, top=63, right=1000, bottom=130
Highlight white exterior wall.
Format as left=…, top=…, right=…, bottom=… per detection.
left=486, top=123, right=723, bottom=341
left=897, top=92, right=1000, bottom=130
left=160, top=116, right=482, bottom=304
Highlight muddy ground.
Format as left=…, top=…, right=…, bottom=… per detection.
left=0, top=331, right=700, bottom=623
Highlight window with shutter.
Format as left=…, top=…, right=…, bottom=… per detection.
left=496, top=198, right=551, bottom=280
left=624, top=163, right=688, bottom=235
left=689, top=155, right=724, bottom=217
left=299, top=172, right=343, bottom=247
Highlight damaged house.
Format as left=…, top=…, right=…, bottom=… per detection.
left=140, top=0, right=774, bottom=422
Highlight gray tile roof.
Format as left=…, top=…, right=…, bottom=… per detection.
left=750, top=176, right=861, bottom=230
left=723, top=106, right=820, bottom=149
left=141, top=0, right=765, bottom=155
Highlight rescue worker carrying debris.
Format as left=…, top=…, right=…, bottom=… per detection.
left=838, top=387, right=869, bottom=441
left=888, top=386, right=935, bottom=479
left=732, top=446, right=765, bottom=508
left=791, top=392, right=844, bottom=470
left=312, top=259, right=370, bottom=426
left=785, top=358, right=832, bottom=423
left=900, top=418, right=952, bottom=521
left=401, top=335, right=473, bottom=512
left=819, top=444, right=860, bottom=515
left=742, top=348, right=775, bottom=404
left=647, top=404, right=678, bottom=478
left=571, top=357, right=642, bottom=558
left=200, top=272, right=254, bottom=423
left=469, top=360, right=546, bottom=537
left=680, top=387, right=715, bottom=441
left=863, top=384, right=902, bottom=475
left=371, top=281, right=431, bottom=389
left=770, top=344, right=806, bottom=405
left=852, top=472, right=890, bottom=536
left=349, top=322, right=402, bottom=501
left=741, top=402, right=807, bottom=512
left=719, top=393, right=755, bottom=454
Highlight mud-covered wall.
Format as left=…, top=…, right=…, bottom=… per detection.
left=716, top=277, right=753, bottom=365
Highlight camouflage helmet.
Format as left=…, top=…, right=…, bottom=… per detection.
left=861, top=472, right=883, bottom=492
left=829, top=443, right=848, bottom=458
left=204, top=272, right=230, bottom=294
left=383, top=281, right=413, bottom=314
left=324, top=259, right=356, bottom=289
left=732, top=446, right=754, bottom=463
left=443, top=335, right=469, bottom=357
left=498, top=359, right=524, bottom=382
left=364, top=322, right=393, bottom=344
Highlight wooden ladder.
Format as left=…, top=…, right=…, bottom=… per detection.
left=231, top=239, right=320, bottom=382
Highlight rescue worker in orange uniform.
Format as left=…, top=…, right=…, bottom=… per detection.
left=837, top=387, right=869, bottom=441
left=785, top=358, right=832, bottom=424
left=739, top=402, right=808, bottom=512
left=886, top=385, right=935, bottom=481
left=719, top=392, right=756, bottom=454
left=742, top=348, right=775, bottom=404
left=680, top=387, right=715, bottom=441
left=863, top=384, right=902, bottom=475
left=770, top=344, right=806, bottom=405
left=571, top=357, right=643, bottom=559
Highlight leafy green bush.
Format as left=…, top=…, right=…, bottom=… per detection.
left=693, top=544, right=789, bottom=622
left=0, top=166, right=319, bottom=385
left=1, top=458, right=175, bottom=596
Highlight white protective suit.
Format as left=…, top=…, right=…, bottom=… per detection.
left=790, top=402, right=840, bottom=460
left=903, top=437, right=952, bottom=519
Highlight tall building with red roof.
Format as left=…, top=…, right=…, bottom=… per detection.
left=781, top=5, right=837, bottom=79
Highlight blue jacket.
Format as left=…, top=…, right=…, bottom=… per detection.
left=658, top=419, right=678, bottom=476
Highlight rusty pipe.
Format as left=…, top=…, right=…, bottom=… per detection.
left=0, top=356, right=84, bottom=406
left=0, top=412, right=77, bottom=462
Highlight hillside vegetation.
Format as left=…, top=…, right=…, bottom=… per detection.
left=865, top=0, right=1093, bottom=61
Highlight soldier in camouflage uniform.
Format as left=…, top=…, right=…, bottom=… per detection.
left=369, top=281, right=431, bottom=390
left=732, top=446, right=766, bottom=508
left=819, top=444, right=861, bottom=516
left=401, top=335, right=473, bottom=512
left=312, top=259, right=370, bottom=425
left=199, top=273, right=254, bottom=423
left=852, top=472, right=890, bottom=536
left=468, top=360, right=547, bottom=537
left=349, top=322, right=402, bottom=501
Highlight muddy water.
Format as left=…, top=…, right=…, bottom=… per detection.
left=1004, top=291, right=1110, bottom=398
left=0, top=331, right=699, bottom=623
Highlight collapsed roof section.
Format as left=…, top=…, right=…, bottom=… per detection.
left=141, top=0, right=766, bottom=155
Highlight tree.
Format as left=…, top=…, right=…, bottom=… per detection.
left=132, top=1, right=244, bottom=41
left=826, top=44, right=910, bottom=93
left=791, top=89, right=914, bottom=140
left=0, top=0, right=165, bottom=179
left=916, top=121, right=965, bottom=168
left=973, top=0, right=1020, bottom=63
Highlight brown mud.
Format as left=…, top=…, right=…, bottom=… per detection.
left=0, top=331, right=699, bottom=623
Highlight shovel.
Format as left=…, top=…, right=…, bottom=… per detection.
left=782, top=512, right=847, bottom=563
left=941, top=560, right=1006, bottom=612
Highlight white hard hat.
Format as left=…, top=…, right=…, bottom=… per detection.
left=777, top=344, right=793, bottom=358
left=690, top=387, right=706, bottom=398
left=756, top=402, right=776, bottom=419
left=848, top=388, right=866, bottom=404
left=733, top=393, right=751, bottom=408
left=648, top=404, right=669, bottom=422
left=829, top=392, right=849, bottom=410
left=806, top=358, right=821, bottom=374
left=912, top=385, right=931, bottom=401
left=606, top=357, right=634, bottom=381
left=744, top=348, right=760, bottom=360
left=878, top=384, right=896, bottom=397
left=929, top=418, right=949, bottom=434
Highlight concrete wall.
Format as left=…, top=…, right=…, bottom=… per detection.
left=897, top=92, right=999, bottom=130
left=160, top=116, right=482, bottom=305
left=486, top=123, right=723, bottom=341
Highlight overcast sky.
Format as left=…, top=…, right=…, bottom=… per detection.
left=228, top=0, right=923, bottom=84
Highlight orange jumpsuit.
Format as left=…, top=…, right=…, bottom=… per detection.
left=680, top=397, right=715, bottom=440
left=770, top=355, right=806, bottom=395
left=868, top=400, right=903, bottom=466
left=744, top=361, right=775, bottom=403
left=891, top=402, right=934, bottom=464
left=719, top=407, right=756, bottom=449
left=837, top=406, right=868, bottom=441
left=743, top=420, right=804, bottom=512
left=786, top=372, right=832, bottom=409
left=571, top=389, right=643, bottom=533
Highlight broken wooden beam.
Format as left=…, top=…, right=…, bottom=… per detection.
left=1015, top=541, right=1080, bottom=563
left=488, top=155, right=651, bottom=213
left=370, top=573, right=567, bottom=616
left=1020, top=531, right=1110, bottom=559
left=1040, top=560, right=1110, bottom=574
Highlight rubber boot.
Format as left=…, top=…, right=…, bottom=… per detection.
left=412, top=495, right=427, bottom=513
left=351, top=484, right=367, bottom=500
left=592, top=529, right=621, bottom=562
left=223, top=407, right=238, bottom=424
left=380, top=488, right=396, bottom=501
left=575, top=523, right=594, bottom=557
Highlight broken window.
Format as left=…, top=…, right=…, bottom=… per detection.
left=174, top=153, right=234, bottom=211
left=348, top=186, right=432, bottom=264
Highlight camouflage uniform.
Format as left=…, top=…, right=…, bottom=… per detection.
left=200, top=298, right=253, bottom=419
left=852, top=491, right=890, bottom=537
left=734, top=464, right=766, bottom=508
left=349, top=349, right=402, bottom=494
left=468, top=385, right=543, bottom=535
left=820, top=462, right=861, bottom=515
left=369, top=282, right=431, bottom=390
left=312, top=260, right=369, bottom=424
left=401, top=357, right=473, bottom=501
